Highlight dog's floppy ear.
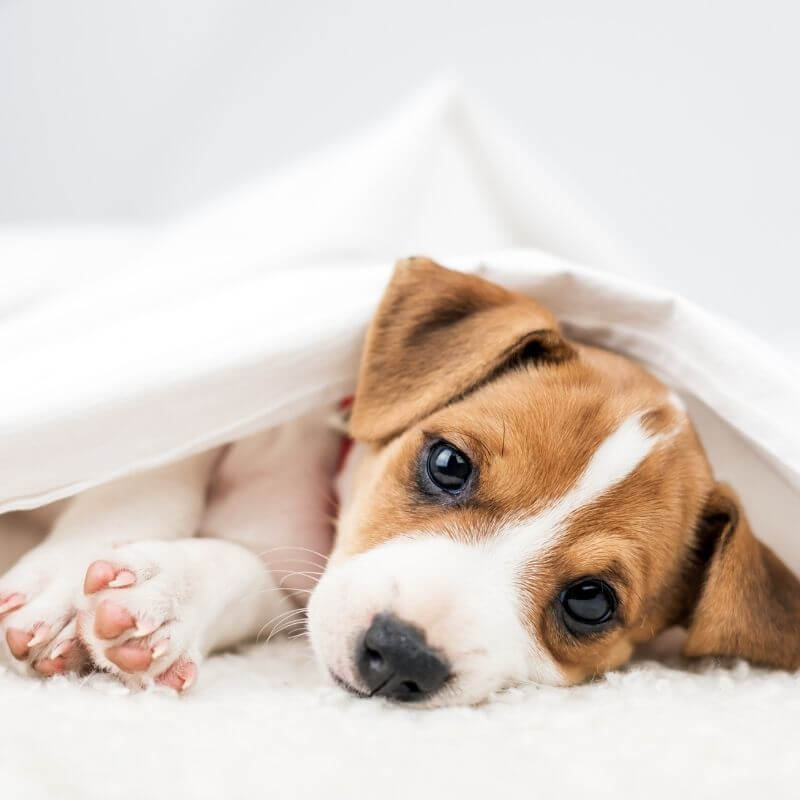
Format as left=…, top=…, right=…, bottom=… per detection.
left=349, top=256, right=574, bottom=441
left=682, top=483, right=800, bottom=669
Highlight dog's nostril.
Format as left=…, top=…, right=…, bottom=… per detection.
left=354, top=613, right=450, bottom=702
left=365, top=646, right=384, bottom=670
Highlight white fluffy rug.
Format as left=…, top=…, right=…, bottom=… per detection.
left=2, top=637, right=797, bottom=798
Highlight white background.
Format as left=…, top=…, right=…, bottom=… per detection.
left=2, top=0, right=798, bottom=356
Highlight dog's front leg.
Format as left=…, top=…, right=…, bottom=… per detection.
left=78, top=535, right=293, bottom=691
left=0, top=450, right=220, bottom=678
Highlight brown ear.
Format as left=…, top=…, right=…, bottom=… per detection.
left=682, top=483, right=800, bottom=669
left=349, top=256, right=574, bottom=441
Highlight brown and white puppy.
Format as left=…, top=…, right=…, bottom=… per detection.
left=1, top=256, right=798, bottom=702
left=308, top=257, right=800, bottom=705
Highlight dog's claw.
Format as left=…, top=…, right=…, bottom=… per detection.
left=27, top=623, right=53, bottom=649
left=50, top=638, right=74, bottom=660
left=107, top=570, right=136, bottom=589
left=156, top=657, right=197, bottom=692
left=151, top=638, right=170, bottom=660
left=83, top=561, right=117, bottom=595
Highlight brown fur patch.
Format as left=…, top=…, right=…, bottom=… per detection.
left=682, top=484, right=800, bottom=669
left=349, top=257, right=574, bottom=443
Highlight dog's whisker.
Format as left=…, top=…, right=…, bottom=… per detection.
left=265, top=610, right=310, bottom=642
left=246, top=586, right=314, bottom=597
left=238, top=586, right=313, bottom=612
left=260, top=557, right=328, bottom=572
left=271, top=568, right=324, bottom=576
left=267, top=618, right=309, bottom=642
left=275, top=619, right=307, bottom=632
left=258, top=607, right=307, bottom=641
left=270, top=621, right=307, bottom=638
left=278, top=571, right=322, bottom=588
left=260, top=552, right=328, bottom=564
left=257, top=545, right=330, bottom=563
left=264, top=622, right=302, bottom=644
left=258, top=609, right=306, bottom=638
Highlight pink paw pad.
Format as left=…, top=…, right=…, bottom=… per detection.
left=31, top=637, right=80, bottom=676
left=33, top=657, right=66, bottom=676
left=84, top=561, right=136, bottom=595
left=93, top=600, right=136, bottom=640
left=106, top=637, right=153, bottom=673
left=156, top=657, right=197, bottom=693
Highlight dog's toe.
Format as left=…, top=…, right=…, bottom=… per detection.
left=156, top=656, right=197, bottom=693
left=77, top=541, right=207, bottom=691
left=84, top=561, right=137, bottom=595
left=5, top=627, right=33, bottom=659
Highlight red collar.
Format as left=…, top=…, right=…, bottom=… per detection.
left=335, top=436, right=354, bottom=476
left=334, top=396, right=355, bottom=476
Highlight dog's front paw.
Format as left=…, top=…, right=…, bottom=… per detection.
left=0, top=548, right=89, bottom=676
left=77, top=541, right=205, bottom=692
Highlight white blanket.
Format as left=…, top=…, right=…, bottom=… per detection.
left=2, top=83, right=799, bottom=797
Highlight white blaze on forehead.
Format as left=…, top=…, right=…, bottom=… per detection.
left=667, top=390, right=686, bottom=414
left=495, top=411, right=669, bottom=568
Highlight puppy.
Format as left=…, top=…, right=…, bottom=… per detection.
left=310, top=257, right=800, bottom=703
left=1, top=257, right=798, bottom=704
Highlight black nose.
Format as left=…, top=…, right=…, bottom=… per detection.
left=355, top=614, right=450, bottom=701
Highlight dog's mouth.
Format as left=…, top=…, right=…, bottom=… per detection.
left=329, top=669, right=370, bottom=698
left=328, top=666, right=455, bottom=704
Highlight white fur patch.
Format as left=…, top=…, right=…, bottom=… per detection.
left=308, top=534, right=556, bottom=703
left=667, top=390, right=686, bottom=414
left=496, top=411, right=667, bottom=568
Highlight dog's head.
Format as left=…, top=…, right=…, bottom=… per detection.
left=308, top=257, right=800, bottom=705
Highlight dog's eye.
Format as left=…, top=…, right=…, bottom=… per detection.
left=426, top=441, right=472, bottom=493
left=560, top=579, right=617, bottom=632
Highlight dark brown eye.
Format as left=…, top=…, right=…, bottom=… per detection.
left=426, top=442, right=472, bottom=493
left=560, top=579, right=617, bottom=632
